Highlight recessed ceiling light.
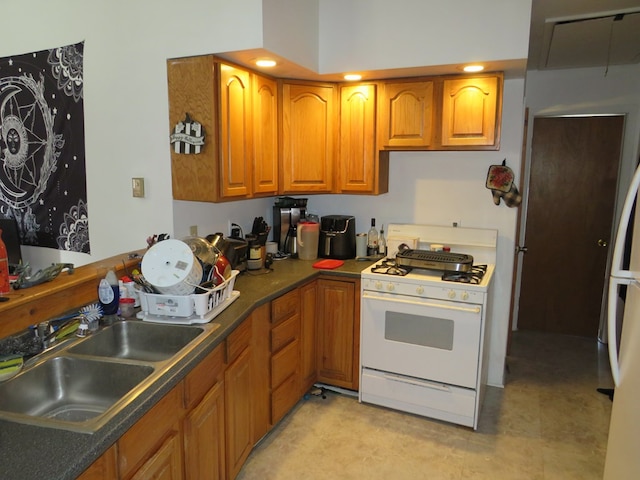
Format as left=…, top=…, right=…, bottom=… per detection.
left=344, top=74, right=362, bottom=81
left=256, top=59, right=277, bottom=68
left=463, top=65, right=484, bottom=73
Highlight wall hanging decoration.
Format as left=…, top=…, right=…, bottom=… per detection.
left=170, top=113, right=205, bottom=154
left=0, top=41, right=89, bottom=253
left=485, top=159, right=522, bottom=207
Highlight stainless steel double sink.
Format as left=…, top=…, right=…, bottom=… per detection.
left=0, top=320, right=218, bottom=433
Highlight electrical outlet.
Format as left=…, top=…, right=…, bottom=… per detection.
left=189, top=225, right=198, bottom=236
left=228, top=220, right=232, bottom=237
left=132, top=177, right=145, bottom=198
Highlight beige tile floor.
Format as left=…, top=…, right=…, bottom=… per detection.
left=237, top=331, right=613, bottom=480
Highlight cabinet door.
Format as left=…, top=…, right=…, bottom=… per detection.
left=316, top=278, right=359, bottom=390
left=219, top=63, right=252, bottom=198
left=167, top=55, right=219, bottom=202
left=339, top=84, right=387, bottom=194
left=77, top=445, right=117, bottom=480
left=299, top=281, right=317, bottom=393
left=379, top=81, right=434, bottom=148
left=441, top=75, right=501, bottom=148
left=118, top=386, right=183, bottom=480
left=130, top=432, right=183, bottom=480
left=252, top=73, right=279, bottom=196
left=183, top=380, right=225, bottom=480
left=225, top=346, right=252, bottom=480
left=281, top=82, right=335, bottom=193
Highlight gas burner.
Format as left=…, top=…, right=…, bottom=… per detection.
left=371, top=259, right=412, bottom=276
left=441, top=264, right=487, bottom=284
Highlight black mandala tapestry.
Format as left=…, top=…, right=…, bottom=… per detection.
left=0, top=41, right=89, bottom=254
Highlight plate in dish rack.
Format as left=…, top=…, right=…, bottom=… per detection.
left=138, top=290, right=240, bottom=325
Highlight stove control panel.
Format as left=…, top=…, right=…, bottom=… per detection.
left=362, top=278, right=485, bottom=304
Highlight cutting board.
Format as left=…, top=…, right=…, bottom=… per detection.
left=312, top=259, right=345, bottom=269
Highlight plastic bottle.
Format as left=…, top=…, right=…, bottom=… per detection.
left=367, top=218, right=378, bottom=256
left=378, top=224, right=387, bottom=257
left=98, top=270, right=119, bottom=317
left=0, top=229, right=10, bottom=295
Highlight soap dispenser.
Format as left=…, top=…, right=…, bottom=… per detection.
left=98, top=270, right=119, bottom=316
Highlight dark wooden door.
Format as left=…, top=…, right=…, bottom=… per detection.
left=518, top=116, right=624, bottom=337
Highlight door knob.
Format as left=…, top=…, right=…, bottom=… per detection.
left=598, top=239, right=608, bottom=247
left=516, top=246, right=528, bottom=254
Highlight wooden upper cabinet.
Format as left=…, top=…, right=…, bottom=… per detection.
left=167, top=56, right=254, bottom=202
left=252, top=73, right=279, bottom=196
left=280, top=82, right=336, bottom=193
left=441, top=74, right=502, bottom=149
left=379, top=80, right=434, bottom=148
left=338, top=84, right=388, bottom=194
left=167, top=55, right=219, bottom=202
left=219, top=64, right=252, bottom=198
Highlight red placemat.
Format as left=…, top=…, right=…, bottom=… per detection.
left=312, top=259, right=345, bottom=269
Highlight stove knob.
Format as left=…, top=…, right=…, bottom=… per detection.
left=448, top=290, right=456, bottom=299
left=387, top=283, right=395, bottom=292
left=375, top=281, right=383, bottom=290
left=461, top=292, right=469, bottom=301
left=416, top=286, right=425, bottom=295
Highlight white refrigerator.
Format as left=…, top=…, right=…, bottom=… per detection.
left=605, top=164, right=640, bottom=479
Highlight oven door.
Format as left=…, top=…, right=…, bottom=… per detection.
left=361, top=290, right=482, bottom=389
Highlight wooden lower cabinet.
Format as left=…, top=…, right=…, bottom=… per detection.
left=183, top=343, right=226, bottom=480
left=80, top=276, right=358, bottom=479
left=77, top=445, right=118, bottom=480
left=225, top=317, right=253, bottom=480
left=118, top=386, right=183, bottom=480
left=130, top=432, right=183, bottom=480
left=299, top=281, right=317, bottom=394
left=316, top=277, right=360, bottom=390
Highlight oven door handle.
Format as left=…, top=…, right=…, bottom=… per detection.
left=383, top=372, right=450, bottom=392
left=363, top=291, right=481, bottom=314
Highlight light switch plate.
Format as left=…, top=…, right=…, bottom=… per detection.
left=132, top=177, right=145, bottom=197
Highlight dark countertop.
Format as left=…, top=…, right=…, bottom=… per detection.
left=0, top=257, right=371, bottom=480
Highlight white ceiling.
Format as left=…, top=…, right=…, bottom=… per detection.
left=528, top=0, right=640, bottom=71
left=219, top=1, right=640, bottom=81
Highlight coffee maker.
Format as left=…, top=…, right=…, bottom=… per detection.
left=272, top=197, right=307, bottom=253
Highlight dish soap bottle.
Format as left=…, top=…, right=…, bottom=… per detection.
left=98, top=270, right=119, bottom=317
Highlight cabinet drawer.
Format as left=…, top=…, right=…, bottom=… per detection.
left=271, top=338, right=299, bottom=387
left=226, top=317, right=252, bottom=364
left=183, top=343, right=225, bottom=409
left=271, top=289, right=300, bottom=325
left=272, top=373, right=299, bottom=424
left=271, top=314, right=299, bottom=352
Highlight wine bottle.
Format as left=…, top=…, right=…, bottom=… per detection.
left=367, top=218, right=378, bottom=256
left=378, top=224, right=387, bottom=256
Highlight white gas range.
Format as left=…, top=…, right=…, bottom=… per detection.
left=359, top=224, right=497, bottom=429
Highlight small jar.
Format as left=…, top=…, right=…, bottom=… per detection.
left=119, top=297, right=136, bottom=318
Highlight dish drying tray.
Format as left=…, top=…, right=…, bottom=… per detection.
left=137, top=270, right=240, bottom=325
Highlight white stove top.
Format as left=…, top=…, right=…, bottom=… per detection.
left=362, top=260, right=495, bottom=289
left=361, top=224, right=498, bottom=302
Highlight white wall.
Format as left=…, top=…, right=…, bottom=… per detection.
left=4, top=0, right=265, bottom=269
left=318, top=0, right=532, bottom=73
left=3, top=0, right=531, bottom=386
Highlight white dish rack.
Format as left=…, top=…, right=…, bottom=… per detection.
left=137, top=270, right=240, bottom=325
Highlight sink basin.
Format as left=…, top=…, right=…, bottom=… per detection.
left=69, top=320, right=204, bottom=362
left=0, top=356, right=154, bottom=430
